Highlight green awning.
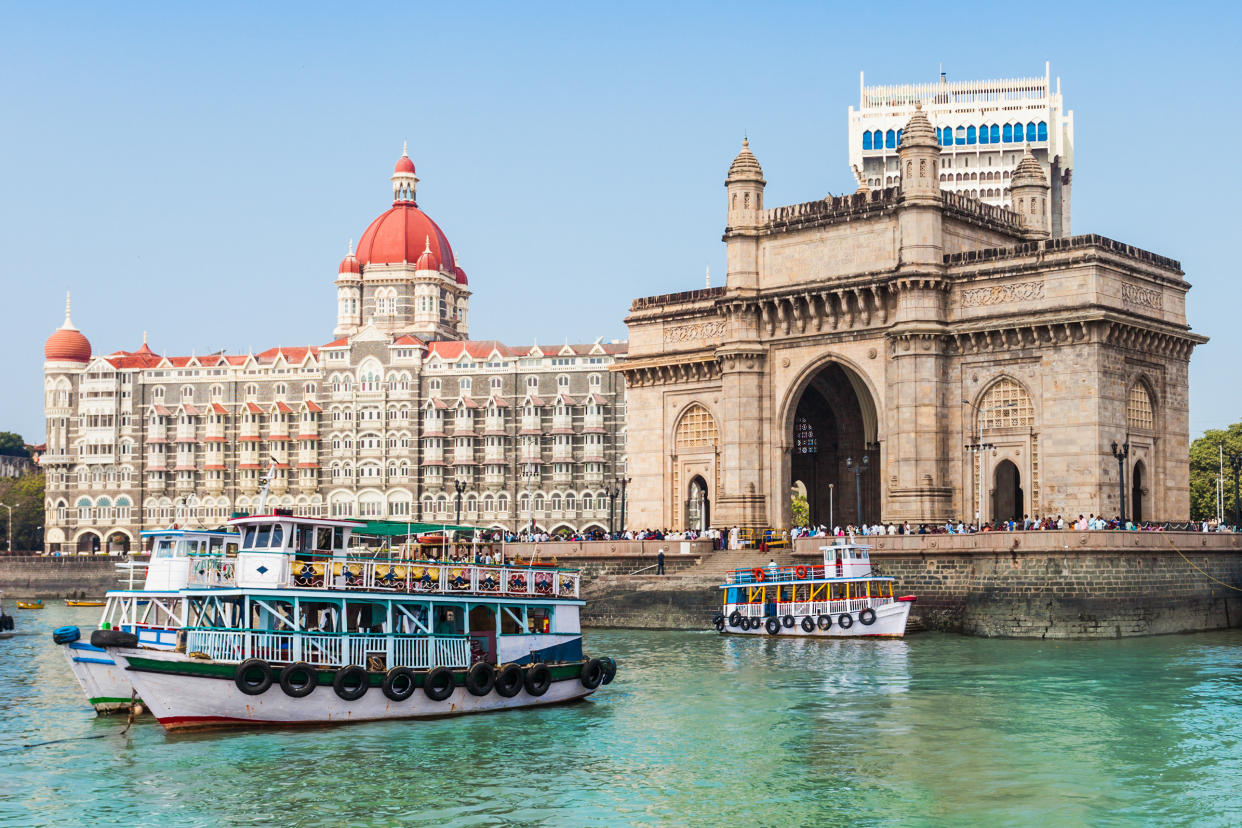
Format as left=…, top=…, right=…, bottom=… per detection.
left=353, top=520, right=486, bottom=538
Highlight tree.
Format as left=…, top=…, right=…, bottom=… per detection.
left=1188, top=422, right=1242, bottom=522
left=791, top=492, right=810, bottom=528
left=0, top=472, right=45, bottom=551
left=0, top=432, right=28, bottom=458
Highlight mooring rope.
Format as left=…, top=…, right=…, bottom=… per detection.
left=1164, top=534, right=1242, bottom=593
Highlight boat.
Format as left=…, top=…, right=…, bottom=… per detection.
left=712, top=542, right=916, bottom=637
left=0, top=592, right=14, bottom=639
left=16, top=599, right=44, bottom=610
left=65, top=600, right=107, bottom=607
left=53, top=528, right=239, bottom=714
left=94, top=510, right=617, bottom=731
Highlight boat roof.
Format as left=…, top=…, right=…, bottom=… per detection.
left=719, top=575, right=893, bottom=589
left=139, top=529, right=238, bottom=538
left=178, top=586, right=585, bottom=606
left=228, top=514, right=366, bottom=529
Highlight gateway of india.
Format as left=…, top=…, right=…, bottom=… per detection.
left=619, top=72, right=1204, bottom=531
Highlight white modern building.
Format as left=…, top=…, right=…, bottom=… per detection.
left=848, top=63, right=1074, bottom=237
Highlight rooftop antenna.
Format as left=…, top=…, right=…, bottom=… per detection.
left=257, top=456, right=278, bottom=515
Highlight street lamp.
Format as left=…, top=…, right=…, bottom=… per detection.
left=454, top=478, right=467, bottom=527
left=0, top=502, right=11, bottom=552
left=604, top=484, right=619, bottom=538
left=1227, top=453, right=1242, bottom=528
left=828, top=483, right=835, bottom=531
left=844, top=456, right=868, bottom=525
left=1111, top=441, right=1130, bottom=525
left=616, top=477, right=631, bottom=537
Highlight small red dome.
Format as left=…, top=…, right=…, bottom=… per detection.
left=356, top=204, right=455, bottom=269
left=45, top=326, right=91, bottom=363
left=453, top=266, right=468, bottom=285
left=394, top=154, right=416, bottom=175
left=415, top=238, right=441, bottom=271
left=339, top=253, right=361, bottom=275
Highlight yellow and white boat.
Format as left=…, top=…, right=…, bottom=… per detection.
left=17, top=599, right=44, bottom=610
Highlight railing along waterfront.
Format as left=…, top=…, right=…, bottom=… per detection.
left=184, top=629, right=472, bottom=669
left=187, top=556, right=581, bottom=599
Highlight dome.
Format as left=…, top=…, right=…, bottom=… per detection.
left=453, top=265, right=468, bottom=285
left=899, top=101, right=939, bottom=149
left=356, top=203, right=456, bottom=270
left=727, top=138, right=765, bottom=183
left=338, top=239, right=361, bottom=275
left=45, top=293, right=91, bottom=363
left=414, top=236, right=441, bottom=271
left=1011, top=147, right=1047, bottom=187
left=394, top=154, right=416, bottom=175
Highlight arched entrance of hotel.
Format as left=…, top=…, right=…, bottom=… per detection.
left=106, top=532, right=131, bottom=554
left=788, top=362, right=879, bottom=528
left=992, top=460, right=1023, bottom=523
left=76, top=531, right=100, bottom=554
left=686, top=475, right=709, bottom=532
left=1131, top=460, right=1145, bottom=524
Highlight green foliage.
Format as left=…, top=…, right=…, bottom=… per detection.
left=1189, top=422, right=1242, bottom=522
left=0, top=472, right=45, bottom=551
left=791, top=493, right=810, bottom=528
left=0, top=432, right=28, bottom=458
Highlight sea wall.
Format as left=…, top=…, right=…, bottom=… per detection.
left=788, top=532, right=1242, bottom=638
left=0, top=555, right=131, bottom=598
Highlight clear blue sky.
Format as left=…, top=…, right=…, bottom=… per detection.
left=2, top=1, right=1238, bottom=443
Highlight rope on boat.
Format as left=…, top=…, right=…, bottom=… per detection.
left=0, top=734, right=109, bottom=753
left=1163, top=535, right=1242, bottom=593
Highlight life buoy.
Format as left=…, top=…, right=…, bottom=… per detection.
left=765, top=617, right=780, bottom=635
left=800, top=616, right=815, bottom=633
left=423, top=666, right=456, bottom=701
left=333, top=665, right=369, bottom=701
left=600, top=656, right=617, bottom=685
left=712, top=613, right=724, bottom=627
left=859, top=608, right=877, bottom=626
left=494, top=663, right=524, bottom=698
left=580, top=658, right=604, bottom=690
left=466, top=662, right=496, bottom=696
left=817, top=614, right=832, bottom=630
left=795, top=566, right=807, bottom=579
left=728, top=610, right=742, bottom=628
left=279, top=662, right=317, bottom=698
left=52, top=626, right=80, bottom=645
left=752, top=568, right=765, bottom=582
left=234, top=658, right=273, bottom=696
left=524, top=662, right=552, bottom=697
left=382, top=666, right=417, bottom=701
left=714, top=617, right=725, bottom=632
left=782, top=614, right=795, bottom=629
left=838, top=613, right=854, bottom=630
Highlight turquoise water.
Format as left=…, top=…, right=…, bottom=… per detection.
left=2, top=606, right=1241, bottom=827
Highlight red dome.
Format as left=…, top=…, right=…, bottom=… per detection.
left=45, top=326, right=91, bottom=363
left=338, top=252, right=361, bottom=274
left=415, top=240, right=440, bottom=271
left=453, top=266, right=468, bottom=285
left=356, top=203, right=456, bottom=270
left=394, top=154, right=416, bottom=174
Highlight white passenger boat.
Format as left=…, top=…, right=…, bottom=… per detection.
left=53, top=529, right=238, bottom=713
left=94, top=511, right=616, bottom=731
left=713, top=542, right=916, bottom=637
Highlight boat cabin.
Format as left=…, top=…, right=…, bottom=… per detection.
left=229, top=512, right=364, bottom=589
left=822, top=542, right=872, bottom=579
left=141, top=529, right=240, bottom=591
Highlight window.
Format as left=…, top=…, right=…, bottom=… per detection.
left=966, top=126, right=976, bottom=145
left=1026, top=122, right=1037, bottom=142
left=589, top=373, right=601, bottom=388
left=1038, top=121, right=1048, bottom=141
left=527, top=377, right=538, bottom=389
left=430, top=379, right=441, bottom=393
left=978, top=124, right=989, bottom=145
left=885, top=129, right=895, bottom=149
left=557, top=375, right=569, bottom=389
left=460, top=377, right=472, bottom=392
left=674, top=404, right=720, bottom=450
left=795, top=417, right=817, bottom=454
left=862, top=131, right=872, bottom=151
left=1003, top=123, right=1013, bottom=143
left=153, top=387, right=165, bottom=400
left=490, top=376, right=502, bottom=390
left=1127, top=383, right=1155, bottom=431
left=180, top=385, right=193, bottom=399
left=977, top=379, right=1034, bottom=431
left=990, top=124, right=1000, bottom=144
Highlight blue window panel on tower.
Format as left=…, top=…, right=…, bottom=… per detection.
left=966, top=126, right=976, bottom=144
left=955, top=126, right=965, bottom=145
left=885, top=129, right=895, bottom=149
left=896, top=128, right=902, bottom=146
left=1003, top=124, right=1013, bottom=143
left=874, top=130, right=883, bottom=149
left=990, top=124, right=1000, bottom=143
left=1038, top=121, right=1048, bottom=141
left=863, top=132, right=872, bottom=150
left=979, top=125, right=989, bottom=145
left=1026, top=122, right=1037, bottom=141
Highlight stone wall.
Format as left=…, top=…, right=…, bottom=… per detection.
left=0, top=555, right=131, bottom=598
left=506, top=539, right=713, bottom=578
left=791, top=532, right=1242, bottom=637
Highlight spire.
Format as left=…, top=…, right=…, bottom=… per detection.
left=727, top=137, right=765, bottom=183
left=705, top=265, right=711, bottom=289
left=60, top=291, right=78, bottom=331
left=402, top=140, right=408, bottom=157
left=424, top=235, right=431, bottom=255
left=347, top=238, right=354, bottom=256
left=142, top=331, right=148, bottom=345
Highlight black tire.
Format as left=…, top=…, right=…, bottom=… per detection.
left=714, top=617, right=725, bottom=632
left=524, top=662, right=552, bottom=697
left=382, top=667, right=417, bottom=701
left=782, top=614, right=795, bottom=629
left=600, top=656, right=617, bottom=685
left=748, top=617, right=761, bottom=631
left=52, top=625, right=81, bottom=645
left=817, top=614, right=832, bottom=631
left=0, top=614, right=12, bottom=631
left=859, top=608, right=877, bottom=626
left=90, top=629, right=138, bottom=649
left=712, top=613, right=724, bottom=627
left=234, top=659, right=273, bottom=696
left=424, top=666, right=455, bottom=701
left=765, top=617, right=780, bottom=636
left=728, top=610, right=742, bottom=628
left=580, top=658, right=604, bottom=690
left=279, top=662, right=317, bottom=698
left=494, top=663, right=524, bottom=698
left=466, top=662, right=496, bottom=696
left=838, top=613, right=854, bottom=630
left=333, top=665, right=369, bottom=701
left=800, top=616, right=815, bottom=633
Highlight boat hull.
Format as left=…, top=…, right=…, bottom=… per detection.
left=719, top=600, right=912, bottom=638
left=109, top=648, right=598, bottom=731
left=61, top=641, right=139, bottom=713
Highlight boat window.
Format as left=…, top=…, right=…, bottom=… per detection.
left=393, top=603, right=429, bottom=635
left=527, top=606, right=552, bottom=634
left=269, top=524, right=284, bottom=549
left=250, top=599, right=295, bottom=631
left=316, top=527, right=333, bottom=551
left=253, top=525, right=271, bottom=548
left=300, top=601, right=338, bottom=632
left=433, top=606, right=464, bottom=636
left=500, top=606, right=523, bottom=634
left=153, top=538, right=176, bottom=559
left=346, top=601, right=387, bottom=634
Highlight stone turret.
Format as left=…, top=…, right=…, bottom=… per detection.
left=894, top=102, right=944, bottom=273
left=725, top=139, right=765, bottom=292
left=1009, top=147, right=1050, bottom=238
left=897, top=101, right=941, bottom=201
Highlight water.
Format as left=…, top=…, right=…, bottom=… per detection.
left=2, top=606, right=1241, bottom=827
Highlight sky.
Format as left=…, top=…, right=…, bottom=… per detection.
left=1, top=1, right=1239, bottom=442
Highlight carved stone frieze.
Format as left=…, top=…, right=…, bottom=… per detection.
left=961, top=280, right=1044, bottom=307
left=1121, top=282, right=1162, bottom=311
left=664, top=319, right=726, bottom=344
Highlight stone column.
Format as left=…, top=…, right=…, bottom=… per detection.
left=714, top=346, right=768, bottom=529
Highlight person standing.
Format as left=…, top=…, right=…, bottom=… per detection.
left=656, top=548, right=665, bottom=575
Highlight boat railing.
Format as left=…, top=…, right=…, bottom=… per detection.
left=723, top=596, right=888, bottom=617
left=184, top=628, right=473, bottom=670
left=187, top=557, right=581, bottom=599
left=725, top=564, right=877, bottom=585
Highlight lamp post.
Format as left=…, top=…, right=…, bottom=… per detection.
left=604, top=484, right=619, bottom=538
left=617, top=477, right=631, bottom=537
left=844, top=456, right=868, bottom=525
left=828, top=483, right=835, bottom=531
left=1111, top=441, right=1130, bottom=525
left=0, top=502, right=11, bottom=552
left=1228, top=453, right=1242, bottom=529
left=454, top=478, right=467, bottom=527
left=963, top=442, right=995, bottom=526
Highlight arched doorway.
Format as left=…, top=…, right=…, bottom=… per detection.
left=1131, top=460, right=1145, bottom=524
left=992, top=460, right=1023, bottom=523
left=787, top=363, right=879, bottom=527
left=106, top=532, right=131, bottom=554
left=76, top=531, right=100, bottom=555
left=686, top=476, right=709, bottom=532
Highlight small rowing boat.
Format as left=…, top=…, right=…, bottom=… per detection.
left=17, top=599, right=44, bottom=610
left=65, top=600, right=107, bottom=607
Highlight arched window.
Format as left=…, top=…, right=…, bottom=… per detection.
left=955, top=126, right=965, bottom=145
left=978, top=124, right=989, bottom=144
left=966, top=126, right=976, bottom=144
left=872, top=130, right=882, bottom=149
left=498, top=494, right=509, bottom=512
left=990, top=124, right=1000, bottom=143
left=1026, top=122, right=1037, bottom=142
left=1003, top=123, right=1013, bottom=143
left=519, top=493, right=530, bottom=512
left=674, top=404, right=720, bottom=450
left=977, top=379, right=1035, bottom=431
left=1127, top=383, right=1155, bottom=431
left=862, top=131, right=872, bottom=151
left=885, top=129, right=895, bottom=149
left=1038, top=121, right=1048, bottom=141
left=940, top=128, right=952, bottom=147
left=794, top=417, right=817, bottom=454
left=895, top=129, right=902, bottom=147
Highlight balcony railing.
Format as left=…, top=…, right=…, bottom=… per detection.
left=183, top=629, right=471, bottom=670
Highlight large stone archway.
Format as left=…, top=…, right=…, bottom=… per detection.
left=782, top=361, right=880, bottom=528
